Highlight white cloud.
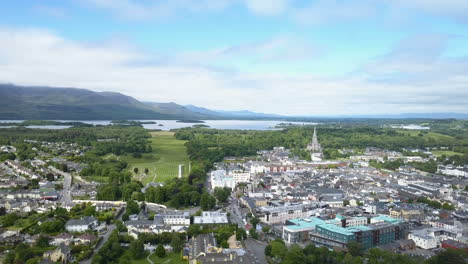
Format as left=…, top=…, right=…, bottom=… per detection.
left=0, top=27, right=466, bottom=115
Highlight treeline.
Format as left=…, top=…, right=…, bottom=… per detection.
left=265, top=239, right=466, bottom=264
left=175, top=126, right=466, bottom=161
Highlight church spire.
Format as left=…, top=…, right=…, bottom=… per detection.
left=307, top=127, right=323, bottom=161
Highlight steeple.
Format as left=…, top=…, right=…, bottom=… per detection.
left=307, top=127, right=323, bottom=161
left=307, top=127, right=321, bottom=152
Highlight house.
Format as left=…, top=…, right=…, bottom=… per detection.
left=51, top=233, right=73, bottom=246
left=65, top=216, right=98, bottom=232
left=75, top=233, right=97, bottom=245
left=43, top=244, right=71, bottom=263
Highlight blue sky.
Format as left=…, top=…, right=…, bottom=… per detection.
left=0, top=0, right=467, bottom=115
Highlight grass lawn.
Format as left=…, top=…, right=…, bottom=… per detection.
left=122, top=131, right=190, bottom=184
left=149, top=252, right=187, bottom=264
left=130, top=252, right=187, bottom=264
left=432, top=150, right=464, bottom=157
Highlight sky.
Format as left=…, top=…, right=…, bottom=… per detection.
left=0, top=0, right=467, bottom=116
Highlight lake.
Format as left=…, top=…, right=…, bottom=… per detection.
left=0, top=120, right=317, bottom=130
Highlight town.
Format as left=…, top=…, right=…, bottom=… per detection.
left=0, top=124, right=467, bottom=264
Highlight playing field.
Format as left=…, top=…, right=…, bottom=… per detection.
left=122, top=131, right=190, bottom=184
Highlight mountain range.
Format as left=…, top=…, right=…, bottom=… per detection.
left=0, top=84, right=467, bottom=120
left=0, top=84, right=282, bottom=120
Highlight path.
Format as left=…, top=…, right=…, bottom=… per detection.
left=147, top=252, right=154, bottom=264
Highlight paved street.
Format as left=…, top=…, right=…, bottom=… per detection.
left=227, top=195, right=246, bottom=228
left=49, top=166, right=72, bottom=205
left=245, top=238, right=268, bottom=264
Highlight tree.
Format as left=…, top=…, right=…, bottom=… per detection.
left=236, top=229, right=247, bottom=241
left=35, top=235, right=50, bottom=248
left=426, top=248, right=467, bottom=264
left=348, top=241, right=364, bottom=257
left=214, top=187, right=231, bottom=203
left=343, top=199, right=350, bottom=206
left=155, top=244, right=166, bottom=258
left=264, top=245, right=272, bottom=257
left=250, top=228, right=259, bottom=239
left=170, top=233, right=182, bottom=253
left=129, top=239, right=145, bottom=259
left=270, top=240, right=287, bottom=260
left=282, top=245, right=306, bottom=264
left=200, top=192, right=216, bottom=210
left=60, top=163, right=68, bottom=172
left=144, top=168, right=149, bottom=174
left=250, top=217, right=260, bottom=229
left=133, top=168, right=139, bottom=174
left=126, top=200, right=140, bottom=215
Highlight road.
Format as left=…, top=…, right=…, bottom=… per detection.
left=49, top=166, right=72, bottom=205
left=80, top=208, right=124, bottom=264
left=227, top=194, right=246, bottom=229
left=245, top=238, right=268, bottom=264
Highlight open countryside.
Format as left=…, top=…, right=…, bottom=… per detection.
left=122, top=131, right=191, bottom=184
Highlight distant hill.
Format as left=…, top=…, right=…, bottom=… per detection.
left=0, top=84, right=181, bottom=120
left=144, top=102, right=215, bottom=119
left=184, top=105, right=283, bottom=119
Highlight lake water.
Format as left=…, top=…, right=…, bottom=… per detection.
left=0, top=120, right=317, bottom=130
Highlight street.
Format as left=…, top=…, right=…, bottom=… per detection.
left=49, top=166, right=72, bottom=205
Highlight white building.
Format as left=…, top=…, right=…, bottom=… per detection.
left=211, top=170, right=235, bottom=190
left=230, top=170, right=251, bottom=185
left=65, top=216, right=98, bottom=233
left=193, top=211, right=229, bottom=224
left=408, top=228, right=458, bottom=249
left=158, top=211, right=191, bottom=226
left=437, top=165, right=468, bottom=177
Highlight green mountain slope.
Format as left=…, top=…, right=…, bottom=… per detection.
left=0, top=84, right=184, bottom=120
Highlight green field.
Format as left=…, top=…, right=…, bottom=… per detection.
left=432, top=150, right=464, bottom=157
left=122, top=131, right=191, bottom=184
left=397, top=130, right=455, bottom=140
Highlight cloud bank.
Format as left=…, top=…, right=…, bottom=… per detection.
left=0, top=26, right=466, bottom=115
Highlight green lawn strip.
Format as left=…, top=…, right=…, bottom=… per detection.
left=432, top=150, right=464, bottom=157
left=122, top=132, right=190, bottom=184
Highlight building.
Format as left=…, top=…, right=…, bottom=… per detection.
left=437, top=165, right=468, bottom=177
left=43, top=244, right=71, bottom=263
left=389, top=208, right=421, bottom=220
left=282, top=215, right=369, bottom=244
left=408, top=228, right=459, bottom=249
left=65, top=216, right=98, bottom=233
left=258, top=203, right=326, bottom=225
left=307, top=127, right=323, bottom=161
left=230, top=170, right=251, bottom=185
left=211, top=170, right=235, bottom=190
left=157, top=210, right=190, bottom=226
left=441, top=239, right=468, bottom=252
left=189, top=233, right=254, bottom=264
left=194, top=211, right=229, bottom=224
left=308, top=215, right=409, bottom=250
